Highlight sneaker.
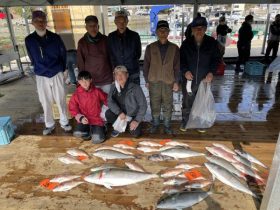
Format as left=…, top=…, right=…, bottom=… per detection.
left=43, top=125, right=55, bottom=135
left=149, top=125, right=159, bottom=134
left=61, top=124, right=72, bottom=132
left=197, top=129, right=206, bottom=133
left=111, top=130, right=120, bottom=138
left=73, top=131, right=91, bottom=140
left=164, top=126, right=174, bottom=135
left=179, top=121, right=187, bottom=132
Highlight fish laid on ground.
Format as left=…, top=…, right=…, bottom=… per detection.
left=50, top=175, right=80, bottom=183
left=233, top=154, right=259, bottom=171
left=95, top=146, right=133, bottom=155
left=206, top=156, right=246, bottom=180
left=66, top=148, right=90, bottom=157
left=161, top=185, right=185, bottom=194
left=204, top=162, right=258, bottom=198
left=52, top=181, right=84, bottom=192
left=163, top=177, right=189, bottom=186
left=235, top=149, right=268, bottom=169
left=137, top=146, right=159, bottom=153
left=93, top=149, right=135, bottom=161
left=175, top=163, right=201, bottom=170
left=157, top=191, right=211, bottom=209
left=184, top=180, right=212, bottom=189
left=160, top=168, right=185, bottom=178
left=58, top=155, right=83, bottom=165
left=113, top=144, right=135, bottom=150
left=165, top=141, right=189, bottom=148
left=231, top=162, right=264, bottom=182
left=160, top=147, right=205, bottom=159
left=177, top=173, right=206, bottom=181
left=84, top=168, right=158, bottom=189
left=125, top=162, right=146, bottom=172
left=159, top=145, right=184, bottom=152
left=90, top=164, right=122, bottom=172
left=139, top=141, right=162, bottom=147
left=205, top=147, right=237, bottom=163
left=212, top=143, right=236, bottom=155
left=148, top=154, right=175, bottom=161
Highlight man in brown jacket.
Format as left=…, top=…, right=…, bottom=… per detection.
left=143, top=20, right=180, bottom=135
left=77, top=15, right=113, bottom=93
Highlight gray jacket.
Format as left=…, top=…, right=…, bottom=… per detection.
left=108, top=82, right=147, bottom=122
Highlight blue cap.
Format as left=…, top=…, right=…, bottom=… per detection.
left=191, top=17, right=207, bottom=27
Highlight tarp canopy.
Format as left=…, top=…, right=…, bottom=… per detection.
left=0, top=0, right=280, bottom=7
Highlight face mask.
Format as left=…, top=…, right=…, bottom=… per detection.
left=36, top=29, right=46, bottom=37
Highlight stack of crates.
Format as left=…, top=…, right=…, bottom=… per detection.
left=52, top=94, right=72, bottom=120
left=245, top=61, right=265, bottom=76
left=0, top=116, right=15, bottom=145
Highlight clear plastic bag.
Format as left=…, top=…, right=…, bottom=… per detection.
left=186, top=81, right=216, bottom=129
left=113, top=116, right=132, bottom=133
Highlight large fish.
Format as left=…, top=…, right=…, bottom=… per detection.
left=84, top=168, right=158, bottom=189
left=163, top=177, right=189, bottom=186
left=52, top=181, right=84, bottom=192
left=206, top=156, right=246, bottom=179
left=139, top=141, right=162, bottom=147
left=159, top=145, right=185, bottom=152
left=148, top=154, right=174, bottom=162
left=231, top=162, right=264, bottom=182
left=233, top=155, right=259, bottom=171
left=66, top=148, right=90, bottom=158
left=235, top=149, right=268, bottom=169
left=113, top=144, right=135, bottom=150
left=137, top=146, right=159, bottom=153
left=90, top=164, right=122, bottom=172
left=205, top=147, right=237, bottom=163
left=175, top=163, right=201, bottom=170
left=212, top=143, right=236, bottom=155
left=157, top=191, right=211, bottom=209
left=125, top=162, right=146, bottom=172
left=165, top=141, right=189, bottom=148
left=58, top=155, right=83, bottom=165
left=160, top=168, right=185, bottom=178
left=160, top=147, right=205, bottom=159
left=204, top=162, right=258, bottom=198
left=95, top=146, right=133, bottom=155
left=93, top=149, right=135, bottom=161
left=50, top=175, right=80, bottom=183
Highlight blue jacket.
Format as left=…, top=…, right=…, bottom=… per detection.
left=25, top=30, right=66, bottom=78
left=108, top=28, right=141, bottom=75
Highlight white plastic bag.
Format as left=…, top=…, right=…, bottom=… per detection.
left=100, top=105, right=109, bottom=121
left=265, top=57, right=280, bottom=83
left=186, top=81, right=216, bottom=129
left=113, top=116, right=132, bottom=133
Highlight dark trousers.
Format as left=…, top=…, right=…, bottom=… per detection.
left=66, top=50, right=77, bottom=84
left=265, top=40, right=279, bottom=60
left=105, top=109, right=141, bottom=137
left=74, top=123, right=105, bottom=143
left=181, top=80, right=200, bottom=124
left=236, top=44, right=251, bottom=70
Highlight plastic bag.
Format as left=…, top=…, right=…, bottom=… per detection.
left=113, top=116, right=132, bottom=133
left=100, top=105, right=109, bottom=121
left=186, top=81, right=216, bottom=129
left=265, top=57, right=280, bottom=83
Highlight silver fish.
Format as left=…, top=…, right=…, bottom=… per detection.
left=52, top=181, right=84, bottom=192
left=66, top=148, right=89, bottom=157
left=84, top=168, right=158, bottom=189
left=137, top=146, right=159, bottom=153
left=165, top=141, right=189, bottom=148
left=212, top=143, right=236, bottom=155
left=163, top=177, right=189, bottom=186
left=204, top=162, right=258, bottom=198
left=147, top=154, right=175, bottom=162
left=125, top=162, right=146, bottom=172
left=113, top=144, right=135, bottom=150
left=95, top=146, right=133, bottom=155
left=139, top=141, right=162, bottom=147
left=232, top=162, right=264, bottom=182
left=90, top=164, right=122, bottom=172
left=50, top=175, right=80, bottom=183
left=233, top=154, right=259, bottom=171
left=175, top=163, right=201, bottom=170
left=93, top=149, right=135, bottom=161
left=235, top=149, right=268, bottom=169
left=206, top=146, right=237, bottom=163
left=58, top=155, right=83, bottom=165
left=160, top=147, right=205, bottom=159
left=157, top=191, right=211, bottom=209
left=160, top=168, right=185, bottom=178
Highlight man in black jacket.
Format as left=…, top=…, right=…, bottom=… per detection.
left=265, top=14, right=280, bottom=62
left=235, top=15, right=254, bottom=72
left=180, top=16, right=220, bottom=132
left=108, top=10, right=142, bottom=85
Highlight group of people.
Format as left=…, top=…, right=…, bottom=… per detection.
left=25, top=9, right=279, bottom=144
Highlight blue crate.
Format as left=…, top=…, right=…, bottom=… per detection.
left=245, top=61, right=265, bottom=76
left=0, top=116, right=15, bottom=145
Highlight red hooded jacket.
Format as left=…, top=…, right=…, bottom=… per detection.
left=69, top=85, right=108, bottom=126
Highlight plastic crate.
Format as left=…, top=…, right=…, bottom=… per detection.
left=245, top=61, right=265, bottom=76
left=52, top=94, right=72, bottom=120
left=0, top=116, right=15, bottom=145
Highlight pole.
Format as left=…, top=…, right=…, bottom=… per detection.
left=22, top=7, right=30, bottom=35
left=261, top=4, right=271, bottom=55
left=100, top=5, right=105, bottom=35
left=193, top=0, right=199, bottom=19
left=181, top=5, right=185, bottom=44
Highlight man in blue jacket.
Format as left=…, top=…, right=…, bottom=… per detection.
left=108, top=10, right=142, bottom=85
left=25, top=10, right=72, bottom=135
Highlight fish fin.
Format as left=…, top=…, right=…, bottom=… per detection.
left=103, top=184, right=112, bottom=189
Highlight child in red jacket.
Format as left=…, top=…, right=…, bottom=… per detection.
left=69, top=71, right=108, bottom=143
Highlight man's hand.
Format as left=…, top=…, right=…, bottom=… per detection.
left=81, top=117, right=89, bottom=125
left=185, top=71, right=193, bottom=80
left=145, top=83, right=149, bottom=89
left=119, top=112, right=126, bottom=120
left=173, top=82, right=179, bottom=92
left=130, top=120, right=139, bottom=131
left=205, top=72, right=214, bottom=83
